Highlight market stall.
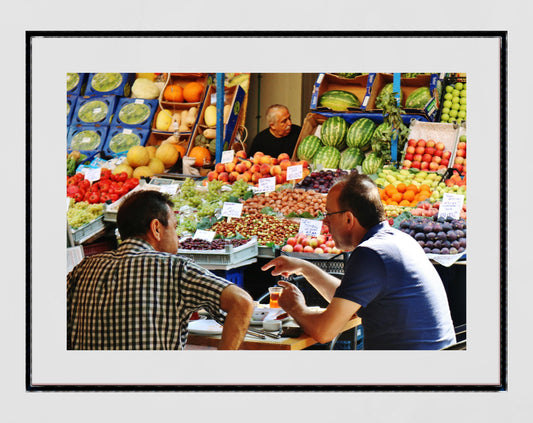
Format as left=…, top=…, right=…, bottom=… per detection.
left=66, top=71, right=467, bottom=349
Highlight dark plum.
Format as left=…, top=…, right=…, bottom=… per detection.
left=447, top=230, right=458, bottom=241
left=423, top=224, right=434, bottom=233
left=458, top=246, right=465, bottom=253
left=455, top=229, right=465, bottom=239
left=417, top=240, right=425, bottom=247
left=425, top=240, right=434, bottom=249
left=431, top=248, right=441, bottom=254
left=442, top=222, right=453, bottom=232
left=434, top=240, right=443, bottom=249
left=414, top=232, right=426, bottom=241
left=440, top=247, right=450, bottom=254
left=449, top=247, right=459, bottom=255
left=426, top=231, right=437, bottom=240
left=400, top=220, right=410, bottom=229
left=451, top=240, right=460, bottom=249
left=442, top=240, right=451, bottom=249
left=459, top=238, right=467, bottom=248
left=433, top=223, right=443, bottom=232
left=423, top=247, right=431, bottom=254
left=437, top=231, right=447, bottom=240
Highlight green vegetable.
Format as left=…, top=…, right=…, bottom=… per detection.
left=118, top=103, right=151, bottom=125
left=77, top=100, right=109, bottom=123
left=70, top=130, right=102, bottom=151
left=67, top=73, right=80, bottom=91
left=91, top=73, right=122, bottom=92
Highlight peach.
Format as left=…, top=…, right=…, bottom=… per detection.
left=235, top=162, right=247, bottom=173
left=270, top=165, right=282, bottom=176
left=259, top=155, right=273, bottom=165
left=224, top=162, right=236, bottom=173
left=279, top=159, right=292, bottom=171
left=260, top=163, right=271, bottom=175
left=251, top=172, right=262, bottom=183
left=277, top=153, right=290, bottom=162
left=242, top=160, right=252, bottom=170
left=215, top=163, right=225, bottom=173
left=275, top=173, right=286, bottom=185
left=242, top=170, right=252, bottom=182
left=235, top=150, right=247, bottom=160
left=228, top=171, right=239, bottom=182
left=217, top=172, right=229, bottom=182
left=207, top=170, right=219, bottom=181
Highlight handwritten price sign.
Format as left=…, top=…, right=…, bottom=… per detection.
left=298, top=218, right=323, bottom=238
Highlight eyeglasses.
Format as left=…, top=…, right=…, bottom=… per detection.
left=324, top=210, right=348, bottom=218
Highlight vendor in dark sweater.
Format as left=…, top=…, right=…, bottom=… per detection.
left=248, top=104, right=301, bottom=158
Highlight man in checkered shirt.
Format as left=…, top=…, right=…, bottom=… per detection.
left=67, top=189, right=253, bottom=350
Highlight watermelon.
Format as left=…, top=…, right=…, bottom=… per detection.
left=346, top=118, right=376, bottom=151
left=335, top=73, right=362, bottom=79
left=297, top=135, right=323, bottom=161
left=318, top=90, right=360, bottom=111
left=375, top=83, right=403, bottom=109
left=339, top=147, right=364, bottom=170
left=313, top=145, right=341, bottom=169
left=361, top=152, right=384, bottom=175
left=405, top=86, right=432, bottom=109
left=320, top=116, right=348, bottom=148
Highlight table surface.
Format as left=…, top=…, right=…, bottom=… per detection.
left=186, top=314, right=362, bottom=351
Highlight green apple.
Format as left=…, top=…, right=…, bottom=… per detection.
left=452, top=96, right=460, bottom=103
left=449, top=109, right=458, bottom=118
left=455, top=82, right=464, bottom=90
left=443, top=100, right=452, bottom=109
left=451, top=102, right=460, bottom=110
left=460, top=97, right=467, bottom=105
left=460, top=89, right=467, bottom=98
left=452, top=89, right=460, bottom=97
left=458, top=110, right=466, bottom=119
left=459, top=104, right=467, bottom=111
left=440, top=113, right=449, bottom=122
left=446, top=85, right=454, bottom=93
left=441, top=107, right=450, bottom=114
left=444, top=93, right=453, bottom=101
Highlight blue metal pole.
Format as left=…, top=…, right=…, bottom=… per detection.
left=215, top=73, right=225, bottom=163
left=391, top=72, right=401, bottom=163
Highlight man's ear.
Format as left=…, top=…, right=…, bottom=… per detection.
left=150, top=218, right=161, bottom=241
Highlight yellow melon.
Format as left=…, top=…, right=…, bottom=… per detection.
left=127, top=145, right=150, bottom=168
left=155, top=109, right=172, bottom=131
left=155, top=142, right=179, bottom=168
left=148, top=157, right=165, bottom=175
left=112, top=163, right=133, bottom=178
left=133, top=166, right=154, bottom=179
left=145, top=145, right=157, bottom=158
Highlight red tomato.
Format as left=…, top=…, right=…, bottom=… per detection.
left=88, top=192, right=100, bottom=204
left=115, top=172, right=128, bottom=183
left=101, top=168, right=112, bottom=179
left=67, top=185, right=80, bottom=198
left=73, top=192, right=84, bottom=203
left=99, top=180, right=111, bottom=192
left=109, top=193, right=119, bottom=203
left=100, top=193, right=111, bottom=203
left=79, top=179, right=90, bottom=190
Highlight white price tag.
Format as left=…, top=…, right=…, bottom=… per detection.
left=221, top=150, right=234, bottom=164
left=159, top=184, right=180, bottom=196
left=93, top=107, right=102, bottom=114
left=286, top=164, right=303, bottom=181
left=221, top=202, right=243, bottom=218
left=438, top=193, right=464, bottom=220
left=134, top=99, right=145, bottom=104
left=84, top=167, right=101, bottom=182
left=298, top=218, right=323, bottom=238
left=210, top=94, right=217, bottom=105
left=257, top=176, right=276, bottom=193
left=122, top=128, right=133, bottom=135
left=193, top=230, right=216, bottom=242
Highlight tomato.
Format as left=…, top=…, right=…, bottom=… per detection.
left=87, top=192, right=100, bottom=204
left=73, top=173, right=85, bottom=182
left=101, top=168, right=112, bottom=180
left=115, top=186, right=128, bottom=197
left=109, top=193, right=119, bottom=203
left=124, top=178, right=139, bottom=191
left=99, top=180, right=111, bottom=193
left=114, top=172, right=128, bottom=183
left=100, top=193, right=111, bottom=203
left=73, top=192, right=84, bottom=203
left=67, top=185, right=80, bottom=198
left=78, top=179, right=90, bottom=190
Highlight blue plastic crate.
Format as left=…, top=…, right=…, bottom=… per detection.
left=67, top=95, right=78, bottom=126
left=71, top=95, right=118, bottom=126
left=102, top=126, right=150, bottom=157
left=66, top=73, right=87, bottom=96
left=111, top=97, right=158, bottom=129
left=67, top=125, right=109, bottom=156
left=213, top=267, right=245, bottom=288
left=84, top=73, right=134, bottom=97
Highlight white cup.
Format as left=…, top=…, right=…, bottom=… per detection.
left=263, top=320, right=282, bottom=332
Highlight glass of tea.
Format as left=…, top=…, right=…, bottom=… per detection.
left=268, top=286, right=283, bottom=308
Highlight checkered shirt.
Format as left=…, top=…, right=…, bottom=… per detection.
left=67, top=238, right=231, bottom=350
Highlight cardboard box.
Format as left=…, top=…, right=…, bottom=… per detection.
left=310, top=73, right=376, bottom=112
left=102, top=126, right=151, bottom=157
left=67, top=124, right=109, bottom=156
left=71, top=95, right=118, bottom=126
left=367, top=73, right=440, bottom=121
left=189, top=84, right=246, bottom=157
left=151, top=104, right=199, bottom=135
left=67, top=73, right=87, bottom=96
left=159, top=73, right=209, bottom=106
left=84, top=73, right=135, bottom=97
left=111, top=97, right=158, bottom=129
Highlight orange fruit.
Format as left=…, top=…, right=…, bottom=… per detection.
left=392, top=192, right=403, bottom=203
left=403, top=190, right=415, bottom=202
left=183, top=82, right=204, bottom=102
left=406, top=184, right=418, bottom=193
left=399, top=199, right=411, bottom=207
left=419, top=184, right=431, bottom=192
left=385, top=184, right=397, bottom=196
left=396, top=183, right=407, bottom=193
left=163, top=84, right=184, bottom=102
left=388, top=200, right=398, bottom=206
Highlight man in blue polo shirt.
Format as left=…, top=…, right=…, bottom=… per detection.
left=262, top=173, right=456, bottom=350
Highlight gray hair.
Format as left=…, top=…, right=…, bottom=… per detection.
left=266, top=104, right=288, bottom=125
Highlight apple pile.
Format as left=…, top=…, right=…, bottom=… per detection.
left=452, top=135, right=466, bottom=174
left=281, top=224, right=342, bottom=254
left=207, top=151, right=310, bottom=186
left=402, top=138, right=453, bottom=172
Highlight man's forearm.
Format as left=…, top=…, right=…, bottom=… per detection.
left=218, top=308, right=252, bottom=350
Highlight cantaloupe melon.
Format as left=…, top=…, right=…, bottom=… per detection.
left=127, top=145, right=150, bottom=168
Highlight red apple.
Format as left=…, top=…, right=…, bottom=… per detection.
left=411, top=161, right=421, bottom=169
left=440, top=158, right=449, bottom=166
left=425, top=147, right=436, bottom=156
left=456, top=149, right=466, bottom=158
left=308, top=238, right=319, bottom=248
left=417, top=139, right=426, bottom=147
left=406, top=146, right=416, bottom=154
left=432, top=155, right=442, bottom=164
left=293, top=244, right=303, bottom=253
left=286, top=237, right=297, bottom=246
left=408, top=138, right=417, bottom=147
left=433, top=149, right=443, bottom=157
left=303, top=245, right=314, bottom=253
left=313, top=247, right=325, bottom=254
left=422, top=153, right=432, bottom=163
left=413, top=154, right=423, bottom=162
left=325, top=240, right=335, bottom=248
left=316, top=234, right=327, bottom=245
left=442, top=151, right=452, bottom=160
left=457, top=142, right=466, bottom=150
left=454, top=164, right=464, bottom=173
left=281, top=244, right=294, bottom=253
left=420, top=161, right=429, bottom=170
left=426, top=139, right=436, bottom=148
left=404, top=153, right=414, bottom=161
left=435, top=142, right=445, bottom=151
left=454, top=156, right=465, bottom=165
left=415, top=146, right=425, bottom=155
left=402, top=160, right=412, bottom=169
left=429, top=162, right=439, bottom=171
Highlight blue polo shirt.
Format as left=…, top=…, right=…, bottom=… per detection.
left=334, top=221, right=456, bottom=350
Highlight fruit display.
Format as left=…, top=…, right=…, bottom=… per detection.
left=280, top=224, right=341, bottom=254
left=207, top=151, right=310, bottom=186
left=318, top=90, right=360, bottom=111
left=397, top=216, right=467, bottom=255
left=155, top=106, right=198, bottom=132
left=66, top=169, right=139, bottom=204
left=375, top=83, right=403, bottom=109
left=379, top=182, right=432, bottom=207
left=241, top=187, right=326, bottom=217
left=346, top=118, right=376, bottom=151
left=410, top=201, right=467, bottom=220
left=178, top=238, right=249, bottom=250
left=361, top=152, right=384, bottom=175
left=439, top=82, right=466, bottom=124
left=321, top=115, right=348, bottom=148
left=401, top=138, right=452, bottom=171
left=295, top=169, right=356, bottom=193
left=338, top=147, right=365, bottom=170
left=313, top=145, right=341, bottom=169
left=67, top=199, right=105, bottom=229
left=209, top=214, right=300, bottom=246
